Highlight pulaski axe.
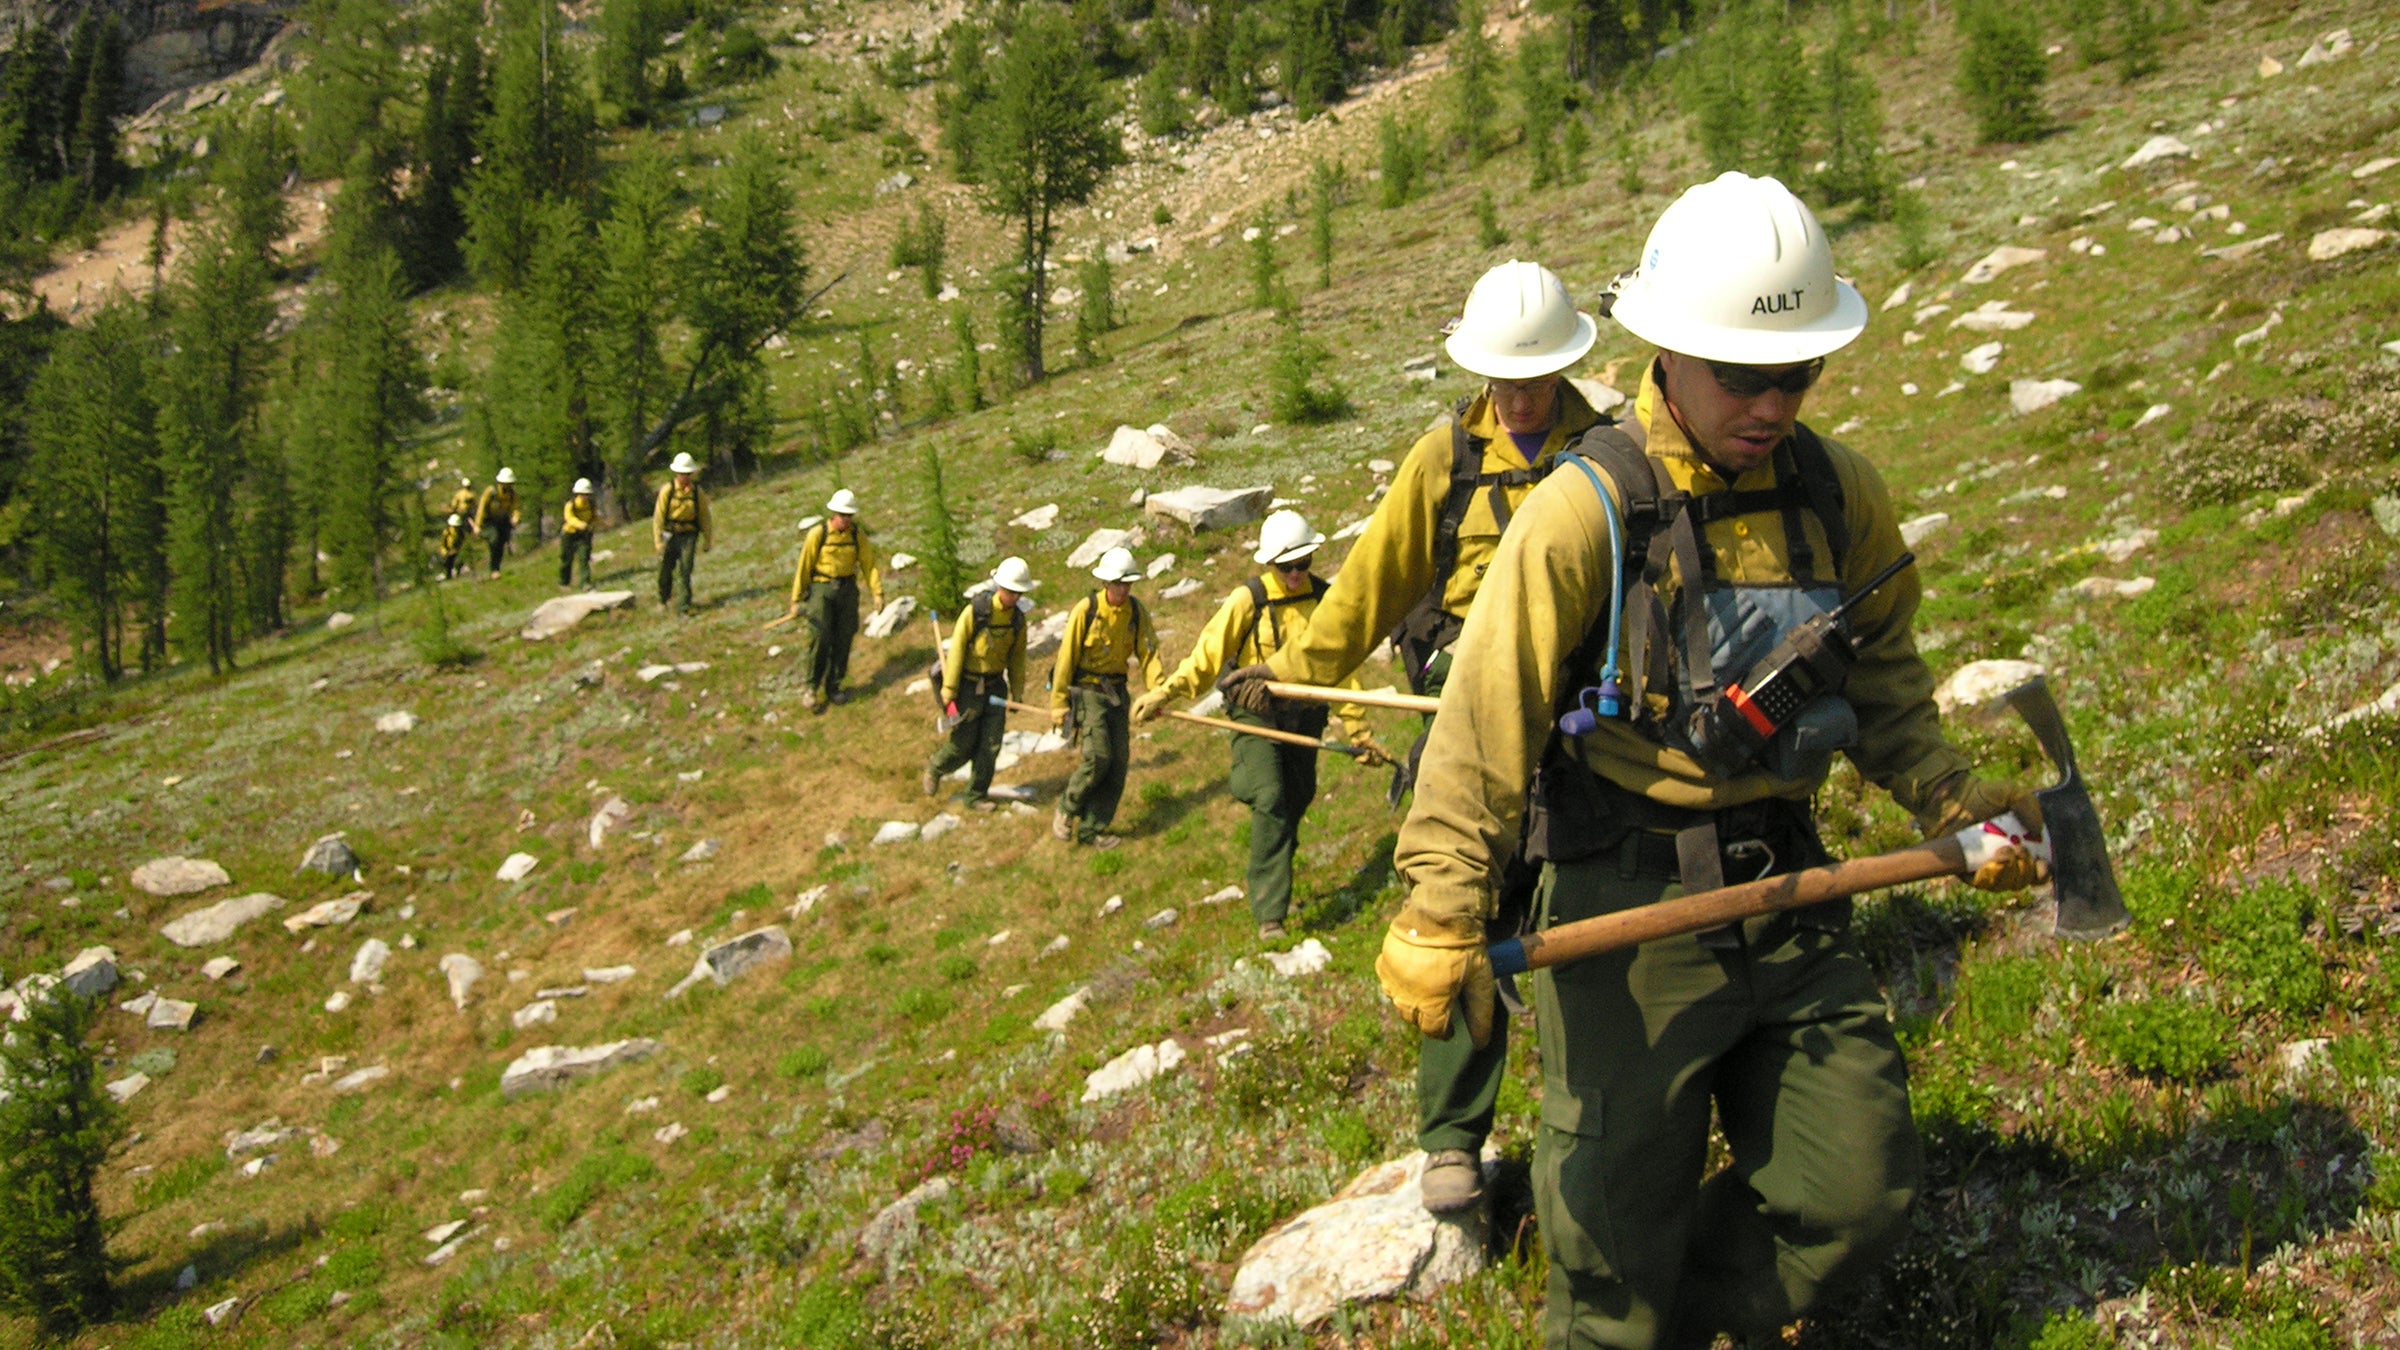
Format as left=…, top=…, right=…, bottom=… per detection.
left=1488, top=676, right=2126, bottom=978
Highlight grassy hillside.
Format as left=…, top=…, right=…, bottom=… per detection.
left=6, top=0, right=2400, bottom=1345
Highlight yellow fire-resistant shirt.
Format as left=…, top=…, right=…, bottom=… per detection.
left=651, top=479, right=714, bottom=550
left=1266, top=381, right=1604, bottom=688
left=1393, top=361, right=1980, bottom=923
left=447, top=486, right=477, bottom=519
left=1049, top=591, right=1166, bottom=713
left=473, top=484, right=519, bottom=533
left=1157, top=571, right=1367, bottom=726
left=941, top=600, right=1030, bottom=705
left=790, top=521, right=884, bottom=609
left=562, top=494, right=596, bottom=535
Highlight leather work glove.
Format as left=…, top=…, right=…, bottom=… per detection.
left=1131, top=689, right=1172, bottom=723
left=1374, top=900, right=1497, bottom=1048
left=1350, top=731, right=1397, bottom=769
left=1050, top=708, right=1069, bottom=732
left=1216, top=663, right=1282, bottom=715
left=1930, top=777, right=2048, bottom=892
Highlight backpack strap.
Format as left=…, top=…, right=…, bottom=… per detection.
left=1560, top=421, right=1668, bottom=715
left=1235, top=576, right=1271, bottom=666
left=1784, top=422, right=1850, bottom=578
left=1427, top=409, right=1489, bottom=605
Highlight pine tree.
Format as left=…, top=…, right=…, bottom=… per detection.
left=404, top=0, right=486, bottom=288
left=1281, top=0, right=1347, bottom=119
left=291, top=0, right=405, bottom=180
left=2113, top=0, right=2160, bottom=83
left=1377, top=112, right=1428, bottom=208
left=595, top=145, right=677, bottom=515
left=1816, top=13, right=1891, bottom=215
left=916, top=446, right=969, bottom=619
left=952, top=307, right=985, bottom=411
left=62, top=12, right=124, bottom=201
left=888, top=200, right=948, bottom=301
left=1450, top=0, right=1498, bottom=166
left=1308, top=155, right=1342, bottom=289
left=1514, top=27, right=1568, bottom=190
left=1376, top=0, right=1431, bottom=67
left=1756, top=17, right=1811, bottom=186
left=463, top=0, right=597, bottom=289
left=1957, top=0, right=2049, bottom=143
left=1248, top=209, right=1287, bottom=311
left=597, top=0, right=663, bottom=124
left=1073, top=255, right=1116, bottom=364
left=974, top=9, right=1123, bottom=385
left=1685, top=11, right=1758, bottom=176
left=26, top=302, right=161, bottom=681
left=0, top=988, right=121, bottom=1337
left=309, top=176, right=429, bottom=602
left=1474, top=187, right=1507, bottom=248
left=1267, top=307, right=1350, bottom=424
left=665, top=132, right=806, bottom=478
left=480, top=198, right=596, bottom=527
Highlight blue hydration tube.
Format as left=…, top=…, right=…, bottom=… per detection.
left=1489, top=456, right=1630, bottom=981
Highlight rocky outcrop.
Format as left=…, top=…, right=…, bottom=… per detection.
left=4, top=0, right=297, bottom=113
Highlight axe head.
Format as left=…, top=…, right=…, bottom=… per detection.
left=2004, top=676, right=2127, bottom=938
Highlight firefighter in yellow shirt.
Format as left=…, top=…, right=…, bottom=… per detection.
left=1133, top=511, right=1386, bottom=939
left=924, top=557, right=1037, bottom=808
left=651, top=452, right=715, bottom=615
left=1218, top=260, right=1604, bottom=1216
left=788, top=488, right=884, bottom=712
left=1048, top=546, right=1164, bottom=849
left=559, top=477, right=597, bottom=589
left=438, top=513, right=467, bottom=580
left=446, top=476, right=477, bottom=524
left=472, top=468, right=521, bottom=579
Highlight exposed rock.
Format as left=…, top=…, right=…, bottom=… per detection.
left=297, top=833, right=362, bottom=877
left=331, top=1064, right=389, bottom=1093
left=133, top=857, right=231, bottom=898
left=1960, top=245, right=2046, bottom=284
left=2009, top=379, right=2083, bottom=415
left=1933, top=659, right=2047, bottom=719
left=424, top=1219, right=470, bottom=1245
left=204, top=1297, right=240, bottom=1326
left=147, top=997, right=199, bottom=1031
left=2098, top=528, right=2159, bottom=563
left=1026, top=609, right=1073, bottom=656
left=1100, top=423, right=1195, bottom=470
left=439, top=953, right=484, bottom=1011
left=1081, top=1038, right=1187, bottom=1102
left=2133, top=404, right=2174, bottom=430
left=203, top=956, right=241, bottom=980
left=323, top=990, right=351, bottom=1013
left=1200, top=885, right=1245, bottom=906
left=1566, top=377, right=1627, bottom=414
left=62, top=947, right=119, bottom=999
left=584, top=965, right=637, bottom=984
left=117, top=989, right=155, bottom=1017
left=1960, top=342, right=2005, bottom=374
left=2258, top=54, right=2283, bottom=77
left=349, top=938, right=391, bottom=984
left=1899, top=513, right=1952, bottom=548
left=1264, top=939, right=1333, bottom=978
left=499, top=1038, right=662, bottom=1098
left=1143, top=907, right=1180, bottom=930
left=2234, top=310, right=2283, bottom=350
left=374, top=711, right=417, bottom=734
left=2372, top=495, right=2400, bottom=540
left=2201, top=232, right=2283, bottom=262
left=2296, top=27, right=2352, bottom=66
left=1009, top=503, right=1060, bottom=530
left=1146, top=553, right=1177, bottom=578
left=858, top=1176, right=952, bottom=1262
left=512, top=999, right=558, bottom=1029
left=2307, top=228, right=2391, bottom=262
left=1880, top=280, right=1914, bottom=312
left=2120, top=136, right=2194, bottom=170
left=1225, top=1151, right=1495, bottom=1330
left=1039, top=935, right=1070, bottom=959
left=1950, top=301, right=2037, bottom=332
left=862, top=594, right=918, bottom=639
left=920, top=812, right=963, bottom=842
left=107, top=1072, right=151, bottom=1102
left=872, top=820, right=921, bottom=846
left=790, top=885, right=828, bottom=919
left=282, top=892, right=368, bottom=934
left=1160, top=577, right=1204, bottom=600
left=225, top=1120, right=302, bottom=1159
left=1065, top=528, right=1138, bottom=571
left=2068, top=576, right=2156, bottom=600
left=589, top=796, right=633, bottom=849
left=2279, top=1037, right=2332, bottom=1085
left=520, top=590, right=636, bottom=641
left=496, top=852, right=539, bottom=883
left=667, top=926, right=793, bottom=998
left=1145, top=485, right=1275, bottom=532
left=678, top=839, right=720, bottom=864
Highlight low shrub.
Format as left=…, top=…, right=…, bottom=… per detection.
left=2085, top=998, right=2231, bottom=1081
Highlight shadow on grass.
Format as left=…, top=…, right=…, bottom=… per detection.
left=1300, top=830, right=1398, bottom=933
left=112, top=1218, right=317, bottom=1324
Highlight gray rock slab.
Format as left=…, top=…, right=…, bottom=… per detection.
left=500, top=1038, right=661, bottom=1098
left=61, top=946, right=119, bottom=999
left=1144, top=484, right=1274, bottom=532
left=521, top=590, right=637, bottom=641
left=161, top=892, right=286, bottom=947
left=282, top=892, right=370, bottom=934
left=132, top=857, right=232, bottom=898
left=858, top=1176, right=953, bottom=1263
left=297, top=833, right=361, bottom=877
left=1225, top=1151, right=1494, bottom=1330
left=439, top=953, right=484, bottom=1011
left=668, top=926, right=793, bottom=998
left=349, top=938, right=391, bottom=985
left=147, top=997, right=199, bottom=1031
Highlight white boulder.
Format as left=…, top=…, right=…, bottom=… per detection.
left=1100, top=424, right=1194, bottom=470
left=1899, top=513, right=1951, bottom=548
left=2307, top=228, right=2391, bottom=262
left=1960, top=245, right=2046, bottom=284
left=589, top=796, right=633, bottom=849
left=374, top=711, right=418, bottom=734
left=160, top=891, right=284, bottom=947
left=1225, top=1151, right=1495, bottom=1330
left=667, top=926, right=793, bottom=997
left=1933, top=659, right=2047, bottom=719
left=132, top=857, right=231, bottom=898
left=147, top=997, right=199, bottom=1031
left=872, top=821, right=921, bottom=846
left=496, top=853, right=539, bottom=883
left=1081, top=1039, right=1187, bottom=1102
left=439, top=953, right=484, bottom=1011
left=282, top=892, right=370, bottom=934
left=858, top=1176, right=952, bottom=1262
left=1033, top=986, right=1090, bottom=1033
left=520, top=590, right=637, bottom=641
left=2009, top=379, right=2083, bottom=415
left=349, top=938, right=391, bottom=985
left=1065, top=528, right=1138, bottom=571
left=2120, top=135, right=2194, bottom=170
left=1566, top=377, right=1627, bottom=414
left=499, top=1038, right=662, bottom=1098
left=1263, top=938, right=1333, bottom=978
left=1145, top=485, right=1275, bottom=532
left=1009, top=503, right=1060, bottom=530
left=61, top=947, right=119, bottom=999
left=1961, top=342, right=2005, bottom=374
left=862, top=594, right=918, bottom=638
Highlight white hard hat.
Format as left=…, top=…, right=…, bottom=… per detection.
left=571, top=477, right=594, bottom=495
left=1091, top=546, right=1142, bottom=584
left=826, top=488, right=860, bottom=515
left=1443, top=260, right=1599, bottom=380
left=669, top=452, right=700, bottom=475
left=494, top=467, right=515, bottom=484
left=990, top=556, right=1040, bottom=593
left=1607, top=172, right=1867, bottom=366
left=459, top=476, right=472, bottom=487
left=1254, top=510, right=1325, bottom=566
left=447, top=513, right=462, bottom=526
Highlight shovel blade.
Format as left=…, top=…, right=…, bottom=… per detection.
left=2039, top=779, right=2127, bottom=938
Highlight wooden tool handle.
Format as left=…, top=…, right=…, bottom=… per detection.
left=1262, top=681, right=1440, bottom=715
left=1168, top=709, right=1362, bottom=755
left=1492, top=836, right=1971, bottom=976
left=760, top=612, right=796, bottom=632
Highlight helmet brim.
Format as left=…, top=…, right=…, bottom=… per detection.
left=1445, top=311, right=1600, bottom=380
left=1255, top=540, right=1325, bottom=566
left=1610, top=280, right=1867, bottom=366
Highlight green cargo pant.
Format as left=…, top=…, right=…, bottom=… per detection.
left=1530, top=851, right=1920, bottom=1350
left=658, top=530, right=700, bottom=611
left=1060, top=683, right=1130, bottom=842
left=1227, top=706, right=1321, bottom=925
left=558, top=531, right=592, bottom=588
left=926, top=680, right=1007, bottom=801
left=799, top=578, right=861, bottom=698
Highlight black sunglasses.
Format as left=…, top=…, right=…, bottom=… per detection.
left=1704, top=357, right=1825, bottom=399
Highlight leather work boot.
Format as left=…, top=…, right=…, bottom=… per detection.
left=1256, top=921, right=1287, bottom=941
left=920, top=765, right=939, bottom=798
left=1052, top=807, right=1073, bottom=842
left=1089, top=834, right=1121, bottom=851
left=1419, top=1149, right=1485, bottom=1215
